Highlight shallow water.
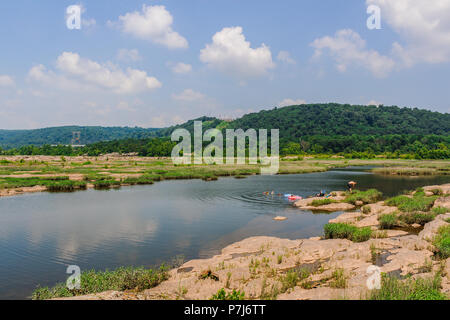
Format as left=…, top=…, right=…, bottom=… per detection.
left=0, top=167, right=448, bottom=299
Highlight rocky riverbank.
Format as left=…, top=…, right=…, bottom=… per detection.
left=56, top=183, right=450, bottom=300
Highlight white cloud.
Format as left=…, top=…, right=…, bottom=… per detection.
left=172, top=89, right=205, bottom=102
left=82, top=18, right=96, bottom=28
left=28, top=52, right=161, bottom=94
left=277, top=51, right=296, bottom=64
left=311, top=29, right=395, bottom=77
left=368, top=0, right=450, bottom=66
left=117, top=5, right=188, bottom=49
left=117, top=48, right=142, bottom=62
left=200, top=26, right=275, bottom=77
left=278, top=98, right=307, bottom=107
left=367, top=100, right=382, bottom=106
left=0, top=75, right=15, bottom=87
left=171, top=62, right=192, bottom=74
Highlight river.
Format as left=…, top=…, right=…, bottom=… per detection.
left=0, top=166, right=449, bottom=299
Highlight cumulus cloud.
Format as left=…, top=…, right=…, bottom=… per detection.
left=311, top=29, right=395, bottom=77
left=367, top=100, right=382, bottom=106
left=171, top=62, right=192, bottom=74
left=172, top=89, right=205, bottom=102
left=117, top=5, right=188, bottom=49
left=0, top=75, right=15, bottom=87
left=117, top=48, right=142, bottom=62
left=277, top=51, right=296, bottom=64
left=28, top=52, right=161, bottom=94
left=278, top=98, right=307, bottom=107
left=200, top=26, right=275, bottom=77
left=367, top=0, right=450, bottom=66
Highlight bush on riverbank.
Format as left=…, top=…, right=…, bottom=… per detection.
left=93, top=180, right=121, bottom=189
left=45, top=180, right=87, bottom=192
left=32, top=266, right=169, bottom=300
left=323, top=223, right=372, bottom=242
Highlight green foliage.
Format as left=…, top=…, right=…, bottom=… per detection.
left=385, top=193, right=437, bottom=212
left=323, top=223, right=372, bottom=242
left=379, top=213, right=399, bottom=229
left=344, top=189, right=383, bottom=205
left=330, top=269, right=347, bottom=289
left=432, top=207, right=450, bottom=215
left=433, top=225, right=450, bottom=259
left=32, top=265, right=169, bottom=300
left=399, top=212, right=436, bottom=225
left=1, top=104, right=449, bottom=158
left=368, top=273, right=446, bottom=300
left=311, top=199, right=337, bottom=207
left=210, top=288, right=245, bottom=300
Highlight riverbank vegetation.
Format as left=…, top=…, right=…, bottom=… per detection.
left=32, top=266, right=169, bottom=300
left=368, top=273, right=447, bottom=300
left=0, top=156, right=448, bottom=197
left=323, top=223, right=372, bottom=242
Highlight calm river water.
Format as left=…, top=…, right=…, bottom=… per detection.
left=0, top=167, right=449, bottom=299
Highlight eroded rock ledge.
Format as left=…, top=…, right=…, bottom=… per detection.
left=58, top=184, right=450, bottom=300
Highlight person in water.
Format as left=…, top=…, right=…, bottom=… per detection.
left=315, top=190, right=326, bottom=197
left=347, top=181, right=357, bottom=192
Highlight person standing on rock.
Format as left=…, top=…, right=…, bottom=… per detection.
left=347, top=181, right=357, bottom=192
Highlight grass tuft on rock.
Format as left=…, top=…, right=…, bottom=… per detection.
left=344, top=189, right=382, bottom=205
left=323, top=223, right=372, bottom=242
left=368, top=273, right=447, bottom=300
left=433, top=225, right=450, bottom=259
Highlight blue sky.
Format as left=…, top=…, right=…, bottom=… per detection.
left=0, top=0, right=449, bottom=129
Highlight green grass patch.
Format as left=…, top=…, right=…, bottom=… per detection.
left=323, top=223, right=372, bottom=242
left=210, top=288, right=245, bottom=300
left=344, top=189, right=382, bottom=205
left=433, top=225, right=450, bottom=259
left=385, top=193, right=437, bottom=212
left=379, top=213, right=399, bottom=229
left=311, top=199, right=337, bottom=207
left=398, top=212, right=436, bottom=225
left=32, top=265, right=169, bottom=300
left=122, top=176, right=155, bottom=185
left=368, top=273, right=447, bottom=300
left=93, top=180, right=121, bottom=189
left=432, top=207, right=450, bottom=215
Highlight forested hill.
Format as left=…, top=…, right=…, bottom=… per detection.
left=222, top=104, right=450, bottom=137
left=0, top=104, right=449, bottom=153
left=0, top=126, right=158, bottom=149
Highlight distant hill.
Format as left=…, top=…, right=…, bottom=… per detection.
left=0, top=126, right=158, bottom=149
left=0, top=104, right=449, bottom=155
left=158, top=104, right=450, bottom=138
